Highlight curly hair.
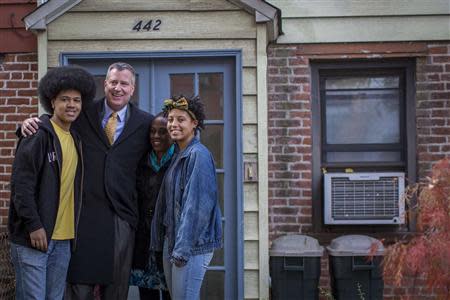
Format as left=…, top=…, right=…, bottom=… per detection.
left=165, top=95, right=206, bottom=132
left=38, top=66, right=96, bottom=113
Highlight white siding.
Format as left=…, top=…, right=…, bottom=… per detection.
left=268, top=0, right=450, bottom=43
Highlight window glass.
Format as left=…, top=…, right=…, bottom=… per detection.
left=322, top=74, right=404, bottom=164
left=325, top=76, right=399, bottom=89
left=199, top=73, right=224, bottom=120
left=327, top=152, right=401, bottom=163
left=325, top=89, right=400, bottom=144
left=200, top=271, right=225, bottom=300
left=170, top=74, right=194, bottom=97
left=201, top=125, right=223, bottom=168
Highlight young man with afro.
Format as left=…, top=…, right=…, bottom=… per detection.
left=8, top=66, right=96, bottom=300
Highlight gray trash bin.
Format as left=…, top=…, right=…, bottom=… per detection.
left=270, top=235, right=324, bottom=300
left=327, top=235, right=384, bottom=300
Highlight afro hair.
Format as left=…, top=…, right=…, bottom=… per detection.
left=166, top=95, right=206, bottom=132
left=38, top=66, right=96, bottom=113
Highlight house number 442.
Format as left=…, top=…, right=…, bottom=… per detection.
left=132, top=20, right=161, bottom=32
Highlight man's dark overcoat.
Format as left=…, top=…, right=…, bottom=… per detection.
left=66, top=99, right=152, bottom=284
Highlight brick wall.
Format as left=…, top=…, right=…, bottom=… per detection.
left=0, top=53, right=38, bottom=229
left=416, top=44, right=450, bottom=180
left=267, top=42, right=450, bottom=298
left=267, top=45, right=313, bottom=241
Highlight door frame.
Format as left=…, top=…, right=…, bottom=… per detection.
left=61, top=50, right=244, bottom=300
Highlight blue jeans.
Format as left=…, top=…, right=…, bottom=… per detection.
left=163, top=240, right=213, bottom=300
left=11, top=240, right=71, bottom=300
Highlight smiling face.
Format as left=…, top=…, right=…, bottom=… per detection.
left=150, top=116, right=172, bottom=157
left=167, top=109, right=198, bottom=150
left=50, top=89, right=82, bottom=131
left=104, top=68, right=135, bottom=111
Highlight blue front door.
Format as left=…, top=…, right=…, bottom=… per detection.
left=68, top=55, right=241, bottom=300
left=153, top=57, right=238, bottom=300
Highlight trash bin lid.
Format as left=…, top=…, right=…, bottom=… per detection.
left=270, top=234, right=324, bottom=257
left=326, top=235, right=384, bottom=256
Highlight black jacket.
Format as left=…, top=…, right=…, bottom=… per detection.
left=8, top=115, right=83, bottom=249
left=66, top=99, right=152, bottom=284
left=132, top=153, right=169, bottom=269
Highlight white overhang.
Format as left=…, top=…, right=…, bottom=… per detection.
left=23, top=0, right=280, bottom=40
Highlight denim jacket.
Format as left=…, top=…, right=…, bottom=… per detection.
left=151, top=137, right=223, bottom=262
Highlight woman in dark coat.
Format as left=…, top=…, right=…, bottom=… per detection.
left=130, top=113, right=173, bottom=299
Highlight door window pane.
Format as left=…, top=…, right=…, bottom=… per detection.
left=325, top=89, right=400, bottom=144
left=217, top=173, right=224, bottom=213
left=199, top=73, right=224, bottom=120
left=201, top=125, right=223, bottom=168
left=170, top=74, right=194, bottom=97
left=210, top=222, right=224, bottom=266
left=200, top=271, right=225, bottom=300
left=94, top=75, right=139, bottom=105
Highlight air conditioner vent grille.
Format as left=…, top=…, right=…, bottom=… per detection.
left=331, top=176, right=400, bottom=220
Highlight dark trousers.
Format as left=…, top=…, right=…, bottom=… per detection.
left=138, top=287, right=171, bottom=300
left=65, top=215, right=135, bottom=300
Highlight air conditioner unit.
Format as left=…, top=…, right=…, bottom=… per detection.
left=324, top=172, right=405, bottom=225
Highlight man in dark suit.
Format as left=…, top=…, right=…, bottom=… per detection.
left=22, top=62, right=153, bottom=299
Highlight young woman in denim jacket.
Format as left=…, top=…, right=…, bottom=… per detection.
left=151, top=95, right=223, bottom=299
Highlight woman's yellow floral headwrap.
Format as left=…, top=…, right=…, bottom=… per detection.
left=162, top=97, right=197, bottom=120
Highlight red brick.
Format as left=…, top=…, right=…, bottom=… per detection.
left=288, top=57, right=308, bottom=66
left=274, top=171, right=300, bottom=179
left=3, top=55, right=16, bottom=63
left=272, top=48, right=296, bottom=57
left=17, top=89, right=37, bottom=97
left=289, top=76, right=310, bottom=84
left=268, top=76, right=288, bottom=84
left=6, top=81, right=30, bottom=89
left=431, top=127, right=450, bottom=135
left=15, top=54, right=37, bottom=62
left=432, top=56, right=450, bottom=63
left=422, top=64, right=444, bottom=73
left=270, top=198, right=287, bottom=206
left=23, top=72, right=35, bottom=80
left=431, top=109, right=450, bottom=117
left=273, top=189, right=300, bottom=197
left=288, top=199, right=311, bottom=206
left=426, top=73, right=440, bottom=81
left=268, top=58, right=287, bottom=67
left=272, top=224, right=300, bottom=232
left=3, top=64, right=28, bottom=71
left=5, top=114, right=30, bottom=122
left=268, top=67, right=279, bottom=75
left=0, top=106, right=15, bottom=113
left=428, top=45, right=449, bottom=54
left=293, top=67, right=309, bottom=75
left=7, top=98, right=30, bottom=105
left=11, top=72, right=22, bottom=79
left=0, top=90, right=16, bottom=97
left=274, top=85, right=300, bottom=93
left=290, top=93, right=310, bottom=101
left=16, top=106, right=37, bottom=114
left=431, top=91, right=450, bottom=99
left=416, top=82, right=445, bottom=90
left=0, top=72, right=10, bottom=80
